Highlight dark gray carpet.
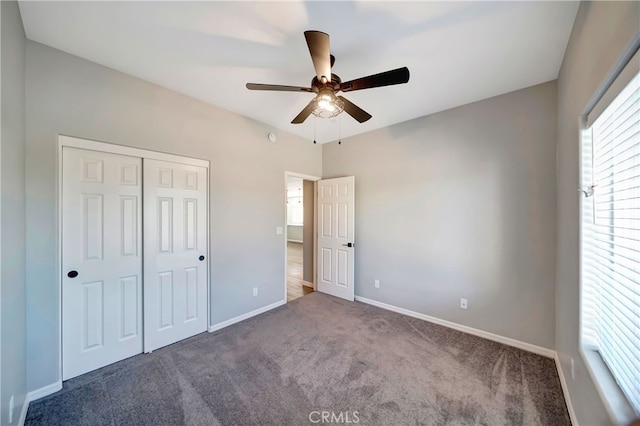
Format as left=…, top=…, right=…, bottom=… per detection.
left=26, top=292, right=570, bottom=425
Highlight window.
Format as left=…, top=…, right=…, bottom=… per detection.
left=287, top=187, right=304, bottom=226
left=580, top=49, right=639, bottom=421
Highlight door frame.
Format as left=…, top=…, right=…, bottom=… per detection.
left=57, top=134, right=210, bottom=381
left=284, top=171, right=320, bottom=301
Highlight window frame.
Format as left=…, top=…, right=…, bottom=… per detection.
left=578, top=45, right=640, bottom=425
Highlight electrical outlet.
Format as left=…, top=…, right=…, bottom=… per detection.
left=570, top=358, right=575, bottom=380
left=9, top=395, right=14, bottom=424
left=460, top=298, right=468, bottom=309
left=374, top=279, right=380, bottom=288
left=253, top=287, right=258, bottom=297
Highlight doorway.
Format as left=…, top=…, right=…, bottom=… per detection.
left=285, top=172, right=320, bottom=302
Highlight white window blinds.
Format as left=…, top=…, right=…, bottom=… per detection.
left=581, top=61, right=640, bottom=417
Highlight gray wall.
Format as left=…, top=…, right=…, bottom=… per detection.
left=556, top=2, right=639, bottom=425
left=1, top=0, right=27, bottom=423
left=25, top=41, right=322, bottom=391
left=323, top=81, right=557, bottom=349
left=303, top=180, right=314, bottom=283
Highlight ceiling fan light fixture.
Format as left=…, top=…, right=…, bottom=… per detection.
left=246, top=31, right=409, bottom=124
left=311, top=89, right=344, bottom=118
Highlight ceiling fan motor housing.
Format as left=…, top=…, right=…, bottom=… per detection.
left=311, top=74, right=342, bottom=93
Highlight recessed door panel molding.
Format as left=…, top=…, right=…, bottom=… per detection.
left=120, top=276, right=139, bottom=340
left=321, top=248, right=332, bottom=284
left=316, top=176, right=355, bottom=301
left=120, top=196, right=137, bottom=256
left=337, top=202, right=348, bottom=240
left=158, top=168, right=173, bottom=188
left=120, top=163, right=138, bottom=186
left=83, top=194, right=104, bottom=261
left=144, top=158, right=208, bottom=352
left=185, top=267, right=198, bottom=321
left=82, top=280, right=104, bottom=351
left=82, top=158, right=103, bottom=183
left=158, top=271, right=174, bottom=329
left=185, top=171, right=198, bottom=190
left=158, top=198, right=173, bottom=253
left=62, top=146, right=143, bottom=380
left=184, top=199, right=197, bottom=251
left=339, top=182, right=349, bottom=197
left=337, top=249, right=349, bottom=288
left=322, top=204, right=332, bottom=238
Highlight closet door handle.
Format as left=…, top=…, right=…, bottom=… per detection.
left=199, top=255, right=205, bottom=261
left=67, top=270, right=79, bottom=278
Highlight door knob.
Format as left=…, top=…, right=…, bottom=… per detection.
left=199, top=255, right=205, bottom=261
left=342, top=242, right=354, bottom=247
left=67, top=270, right=79, bottom=278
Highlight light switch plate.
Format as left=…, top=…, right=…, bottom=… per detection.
left=276, top=226, right=283, bottom=235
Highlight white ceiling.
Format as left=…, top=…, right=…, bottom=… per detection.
left=18, top=1, right=579, bottom=143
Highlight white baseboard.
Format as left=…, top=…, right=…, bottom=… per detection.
left=18, top=395, right=29, bottom=426
left=555, top=353, right=579, bottom=426
left=355, top=296, right=555, bottom=358
left=208, top=300, right=286, bottom=333
left=18, top=381, right=62, bottom=426
left=27, top=381, right=62, bottom=402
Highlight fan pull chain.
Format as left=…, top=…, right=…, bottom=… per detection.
left=313, top=117, right=317, bottom=144
left=338, top=117, right=342, bottom=145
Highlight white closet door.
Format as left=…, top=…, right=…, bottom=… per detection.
left=62, top=147, right=143, bottom=380
left=143, top=159, right=208, bottom=352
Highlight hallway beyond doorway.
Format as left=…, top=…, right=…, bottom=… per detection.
left=287, top=242, right=313, bottom=301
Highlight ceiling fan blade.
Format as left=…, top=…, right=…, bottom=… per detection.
left=340, top=67, right=410, bottom=93
left=338, top=96, right=372, bottom=123
left=304, top=30, right=331, bottom=83
left=291, top=101, right=314, bottom=124
left=246, top=83, right=314, bottom=93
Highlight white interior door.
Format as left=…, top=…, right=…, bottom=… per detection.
left=62, top=147, right=142, bottom=380
left=316, top=176, right=355, bottom=301
left=143, top=159, right=208, bottom=352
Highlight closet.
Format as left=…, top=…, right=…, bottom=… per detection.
left=60, top=137, right=208, bottom=380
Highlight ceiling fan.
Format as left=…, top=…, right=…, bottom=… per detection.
left=246, top=31, right=410, bottom=124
